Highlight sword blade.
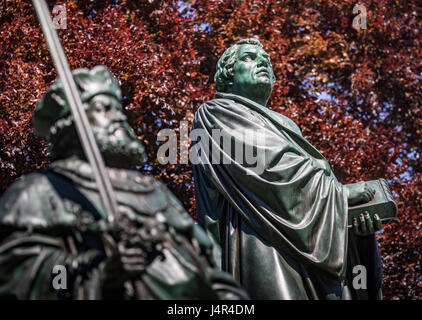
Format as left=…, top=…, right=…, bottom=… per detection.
left=32, top=0, right=117, bottom=224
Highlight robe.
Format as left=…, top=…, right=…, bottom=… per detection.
left=192, top=92, right=382, bottom=299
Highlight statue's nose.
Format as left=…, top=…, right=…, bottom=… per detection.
left=116, top=111, right=127, bottom=121
left=110, top=108, right=127, bottom=122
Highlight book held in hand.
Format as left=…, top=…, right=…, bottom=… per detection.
left=347, top=178, right=398, bottom=228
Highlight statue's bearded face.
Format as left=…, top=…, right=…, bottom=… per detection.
left=232, top=44, right=274, bottom=104
left=85, top=94, right=145, bottom=168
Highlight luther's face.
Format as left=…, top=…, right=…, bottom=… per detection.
left=232, top=44, right=274, bottom=103
left=86, top=94, right=145, bottom=168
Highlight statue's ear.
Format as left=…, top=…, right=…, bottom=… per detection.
left=225, top=80, right=234, bottom=92
left=33, top=90, right=69, bottom=140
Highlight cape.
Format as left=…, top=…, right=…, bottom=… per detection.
left=192, top=92, right=382, bottom=299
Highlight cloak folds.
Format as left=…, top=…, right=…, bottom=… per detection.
left=192, top=92, right=381, bottom=299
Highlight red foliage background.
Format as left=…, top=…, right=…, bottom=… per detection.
left=0, top=0, right=420, bottom=299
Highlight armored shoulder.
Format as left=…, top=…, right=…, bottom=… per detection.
left=0, top=170, right=76, bottom=231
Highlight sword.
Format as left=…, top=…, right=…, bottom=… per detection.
left=32, top=2, right=150, bottom=299
left=31, top=1, right=118, bottom=226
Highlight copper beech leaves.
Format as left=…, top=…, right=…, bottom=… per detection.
left=0, top=0, right=420, bottom=299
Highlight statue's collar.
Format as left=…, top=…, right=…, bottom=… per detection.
left=215, top=92, right=298, bottom=133
left=214, top=92, right=331, bottom=175
left=50, top=157, right=155, bottom=193
left=215, top=92, right=268, bottom=110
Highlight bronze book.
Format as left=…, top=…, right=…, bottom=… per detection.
left=347, top=179, right=398, bottom=228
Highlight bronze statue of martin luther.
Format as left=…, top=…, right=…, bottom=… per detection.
left=192, top=38, right=385, bottom=300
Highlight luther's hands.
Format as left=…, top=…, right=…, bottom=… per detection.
left=345, top=182, right=381, bottom=236
left=352, top=212, right=383, bottom=236
left=345, top=181, right=375, bottom=206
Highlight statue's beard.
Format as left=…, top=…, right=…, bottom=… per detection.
left=92, top=122, right=146, bottom=169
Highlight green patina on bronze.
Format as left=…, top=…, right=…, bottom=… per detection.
left=193, top=39, right=383, bottom=300
left=0, top=66, right=248, bottom=300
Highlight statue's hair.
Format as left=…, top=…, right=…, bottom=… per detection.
left=214, top=38, right=275, bottom=93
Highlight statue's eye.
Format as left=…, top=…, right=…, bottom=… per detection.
left=242, top=54, right=253, bottom=62
left=92, top=101, right=106, bottom=112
